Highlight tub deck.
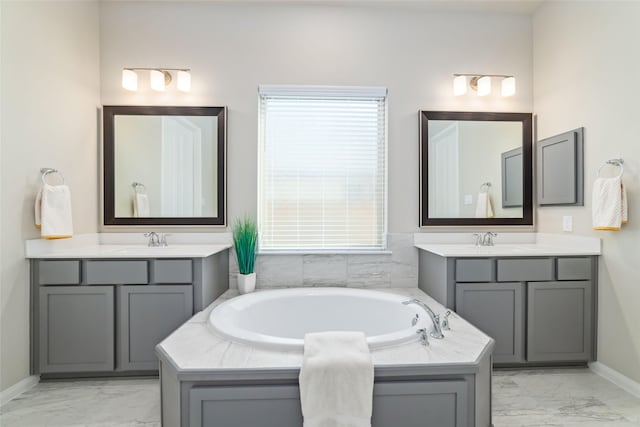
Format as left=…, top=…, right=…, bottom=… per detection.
left=156, top=288, right=495, bottom=427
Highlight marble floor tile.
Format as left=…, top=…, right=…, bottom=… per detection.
left=1, top=369, right=638, bottom=426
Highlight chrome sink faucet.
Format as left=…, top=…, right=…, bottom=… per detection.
left=473, top=232, right=498, bottom=247
left=144, top=232, right=160, bottom=247
left=402, top=299, right=445, bottom=341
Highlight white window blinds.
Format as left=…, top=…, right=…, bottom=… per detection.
left=258, top=85, right=388, bottom=251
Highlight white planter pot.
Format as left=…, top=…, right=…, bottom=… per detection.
left=237, top=272, right=256, bottom=294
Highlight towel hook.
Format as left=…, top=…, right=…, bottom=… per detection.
left=597, top=158, right=624, bottom=179
left=132, top=182, right=146, bottom=193
left=40, top=168, right=65, bottom=186
left=480, top=182, right=492, bottom=192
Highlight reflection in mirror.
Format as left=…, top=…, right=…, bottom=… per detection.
left=420, top=111, right=532, bottom=227
left=103, top=106, right=226, bottom=226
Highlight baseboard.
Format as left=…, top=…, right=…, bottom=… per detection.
left=0, top=375, right=39, bottom=406
left=589, top=361, right=640, bottom=399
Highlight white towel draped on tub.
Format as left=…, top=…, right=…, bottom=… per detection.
left=475, top=192, right=494, bottom=218
left=592, top=176, right=628, bottom=231
left=299, top=331, right=374, bottom=427
left=35, top=184, right=73, bottom=239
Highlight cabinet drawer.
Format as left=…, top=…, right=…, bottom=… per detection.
left=85, top=260, right=148, bottom=284
left=497, top=258, right=554, bottom=282
left=38, top=260, right=81, bottom=285
left=455, top=259, right=494, bottom=282
left=557, top=257, right=592, bottom=280
left=152, top=260, right=192, bottom=283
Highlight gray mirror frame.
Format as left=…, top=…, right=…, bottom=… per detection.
left=102, top=105, right=227, bottom=227
left=419, top=111, right=533, bottom=227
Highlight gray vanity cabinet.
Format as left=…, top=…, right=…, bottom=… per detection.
left=455, top=282, right=525, bottom=364
left=39, top=286, right=114, bottom=373
left=527, top=281, right=592, bottom=362
left=418, top=251, right=597, bottom=366
left=31, top=251, right=229, bottom=378
left=118, top=285, right=193, bottom=371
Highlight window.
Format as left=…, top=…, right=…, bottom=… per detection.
left=258, top=85, right=387, bottom=251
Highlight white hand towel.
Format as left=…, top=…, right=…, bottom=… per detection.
left=593, top=177, right=627, bottom=230
left=134, top=193, right=150, bottom=217
left=299, top=331, right=374, bottom=427
left=34, top=188, right=43, bottom=228
left=40, top=184, right=73, bottom=239
left=475, top=192, right=495, bottom=218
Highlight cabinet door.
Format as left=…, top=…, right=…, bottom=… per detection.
left=456, top=282, right=525, bottom=364
left=118, top=285, right=193, bottom=371
left=527, top=281, right=592, bottom=362
left=39, top=286, right=114, bottom=373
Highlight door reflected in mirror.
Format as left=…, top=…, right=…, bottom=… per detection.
left=103, top=106, right=226, bottom=226
left=420, top=111, right=532, bottom=227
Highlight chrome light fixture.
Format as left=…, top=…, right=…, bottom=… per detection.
left=452, top=74, right=516, bottom=97
left=121, top=68, right=191, bottom=92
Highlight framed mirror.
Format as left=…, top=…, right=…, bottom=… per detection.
left=102, top=106, right=226, bottom=226
left=420, top=111, right=532, bottom=227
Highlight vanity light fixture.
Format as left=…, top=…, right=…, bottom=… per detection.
left=121, top=68, right=191, bottom=92
left=452, top=74, right=516, bottom=97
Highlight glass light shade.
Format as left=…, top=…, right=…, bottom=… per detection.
left=121, top=69, right=138, bottom=91
left=453, top=75, right=467, bottom=96
left=477, top=76, right=491, bottom=96
left=177, top=70, right=191, bottom=92
left=150, top=69, right=166, bottom=92
left=501, top=76, right=516, bottom=97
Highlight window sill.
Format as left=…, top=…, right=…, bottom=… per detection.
left=257, top=250, right=392, bottom=255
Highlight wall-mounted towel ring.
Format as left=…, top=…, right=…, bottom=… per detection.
left=597, top=158, right=624, bottom=179
left=480, top=182, right=492, bottom=192
left=132, top=182, right=147, bottom=193
left=40, top=168, right=65, bottom=186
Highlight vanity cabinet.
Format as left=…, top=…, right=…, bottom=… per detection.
left=30, top=252, right=228, bottom=378
left=118, top=285, right=193, bottom=371
left=455, top=282, right=525, bottom=364
left=419, top=252, right=597, bottom=366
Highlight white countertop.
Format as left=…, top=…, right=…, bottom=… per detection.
left=156, top=287, right=494, bottom=373
left=414, top=232, right=601, bottom=257
left=25, top=233, right=232, bottom=259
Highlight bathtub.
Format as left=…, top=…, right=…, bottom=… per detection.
left=208, top=287, right=434, bottom=350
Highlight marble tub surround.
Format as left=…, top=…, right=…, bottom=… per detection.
left=229, top=233, right=419, bottom=289
left=414, top=232, right=601, bottom=257
left=24, top=232, right=232, bottom=259
left=157, top=287, right=493, bottom=374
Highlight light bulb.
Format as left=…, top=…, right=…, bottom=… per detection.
left=477, top=76, right=491, bottom=96
left=453, top=75, right=467, bottom=96
left=501, top=76, right=516, bottom=97
left=121, top=69, right=138, bottom=91
left=150, top=69, right=166, bottom=92
left=177, top=70, right=191, bottom=92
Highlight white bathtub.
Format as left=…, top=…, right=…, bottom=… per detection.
left=207, top=287, right=434, bottom=350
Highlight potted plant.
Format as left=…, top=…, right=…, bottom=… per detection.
left=233, top=216, right=258, bottom=294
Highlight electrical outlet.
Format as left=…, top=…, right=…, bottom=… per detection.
left=562, top=215, right=573, bottom=232
left=464, top=194, right=473, bottom=205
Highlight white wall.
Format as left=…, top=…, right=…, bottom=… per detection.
left=99, top=2, right=533, bottom=231
left=0, top=1, right=100, bottom=391
left=533, top=1, right=640, bottom=382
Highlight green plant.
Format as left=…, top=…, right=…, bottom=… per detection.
left=233, top=216, right=258, bottom=275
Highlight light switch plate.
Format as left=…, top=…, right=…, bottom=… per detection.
left=464, top=194, right=473, bottom=205
left=562, top=215, right=573, bottom=232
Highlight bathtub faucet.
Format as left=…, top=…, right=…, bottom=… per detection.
left=402, top=299, right=445, bottom=340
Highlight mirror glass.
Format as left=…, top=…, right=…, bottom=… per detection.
left=420, top=111, right=532, bottom=227
left=103, top=106, right=226, bottom=226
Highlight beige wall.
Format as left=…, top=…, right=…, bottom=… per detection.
left=0, top=1, right=100, bottom=391
left=533, top=1, right=640, bottom=382
left=99, top=2, right=533, bottom=232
